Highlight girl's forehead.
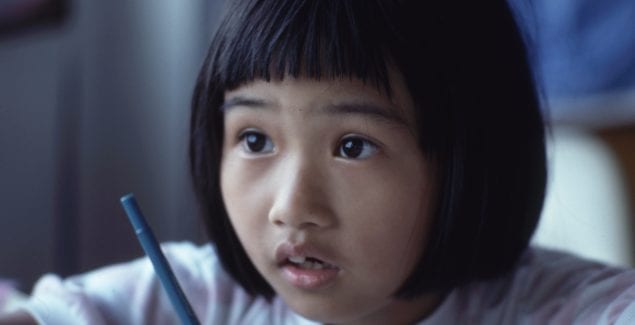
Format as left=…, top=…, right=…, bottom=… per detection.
left=224, top=69, right=417, bottom=127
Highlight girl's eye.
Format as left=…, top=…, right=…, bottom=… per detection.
left=239, top=130, right=274, bottom=154
left=337, top=136, right=378, bottom=159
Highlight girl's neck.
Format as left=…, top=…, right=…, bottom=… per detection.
left=334, top=293, right=443, bottom=325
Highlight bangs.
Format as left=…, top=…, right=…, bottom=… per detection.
left=210, top=0, right=401, bottom=93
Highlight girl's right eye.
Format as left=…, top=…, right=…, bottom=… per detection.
left=239, top=130, right=275, bottom=154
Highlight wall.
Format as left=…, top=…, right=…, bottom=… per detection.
left=0, top=29, right=63, bottom=289
left=0, top=0, right=225, bottom=290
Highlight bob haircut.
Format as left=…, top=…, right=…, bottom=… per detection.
left=190, top=0, right=546, bottom=300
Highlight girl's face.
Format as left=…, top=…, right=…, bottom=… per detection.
left=220, top=72, right=439, bottom=324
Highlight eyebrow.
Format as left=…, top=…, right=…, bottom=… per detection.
left=322, top=103, right=408, bottom=126
left=220, top=96, right=270, bottom=112
left=221, top=95, right=408, bottom=126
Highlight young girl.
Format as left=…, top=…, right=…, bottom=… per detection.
left=4, top=0, right=635, bottom=323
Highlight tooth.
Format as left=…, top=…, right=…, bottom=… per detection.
left=289, top=256, right=306, bottom=264
left=288, top=256, right=333, bottom=269
left=300, top=260, right=325, bottom=270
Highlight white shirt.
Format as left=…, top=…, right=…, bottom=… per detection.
left=20, top=242, right=635, bottom=324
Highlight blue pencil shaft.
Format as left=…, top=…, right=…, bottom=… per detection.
left=120, top=193, right=200, bottom=325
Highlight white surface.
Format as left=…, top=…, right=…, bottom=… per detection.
left=533, top=127, right=634, bottom=267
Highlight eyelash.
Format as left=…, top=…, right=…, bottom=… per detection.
left=237, top=130, right=379, bottom=160
left=336, top=135, right=378, bottom=160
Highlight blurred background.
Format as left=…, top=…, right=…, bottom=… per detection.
left=0, top=0, right=225, bottom=291
left=0, top=0, right=634, bottom=293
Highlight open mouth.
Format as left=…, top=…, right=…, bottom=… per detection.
left=281, top=255, right=340, bottom=289
left=287, top=255, right=337, bottom=270
left=275, top=242, right=341, bottom=289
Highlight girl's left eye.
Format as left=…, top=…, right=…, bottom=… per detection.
left=336, top=136, right=378, bottom=160
left=239, top=130, right=275, bottom=154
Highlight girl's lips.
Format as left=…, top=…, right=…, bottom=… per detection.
left=275, top=241, right=341, bottom=289
left=274, top=241, right=338, bottom=267
left=281, top=264, right=339, bottom=289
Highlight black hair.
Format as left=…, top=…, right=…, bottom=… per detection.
left=190, top=0, right=546, bottom=300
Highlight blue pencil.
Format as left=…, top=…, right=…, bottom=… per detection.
left=120, top=193, right=200, bottom=325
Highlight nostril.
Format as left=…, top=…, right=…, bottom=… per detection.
left=268, top=189, right=334, bottom=228
left=270, top=213, right=324, bottom=229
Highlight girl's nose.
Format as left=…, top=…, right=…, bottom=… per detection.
left=267, top=157, right=335, bottom=230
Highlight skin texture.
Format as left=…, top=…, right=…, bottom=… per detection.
left=220, top=71, right=440, bottom=324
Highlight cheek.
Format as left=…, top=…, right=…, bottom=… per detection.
left=220, top=159, right=271, bottom=247
left=334, top=161, right=434, bottom=275
left=358, top=191, right=429, bottom=267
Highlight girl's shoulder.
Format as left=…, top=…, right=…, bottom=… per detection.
left=21, top=241, right=313, bottom=325
left=422, top=246, right=635, bottom=324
